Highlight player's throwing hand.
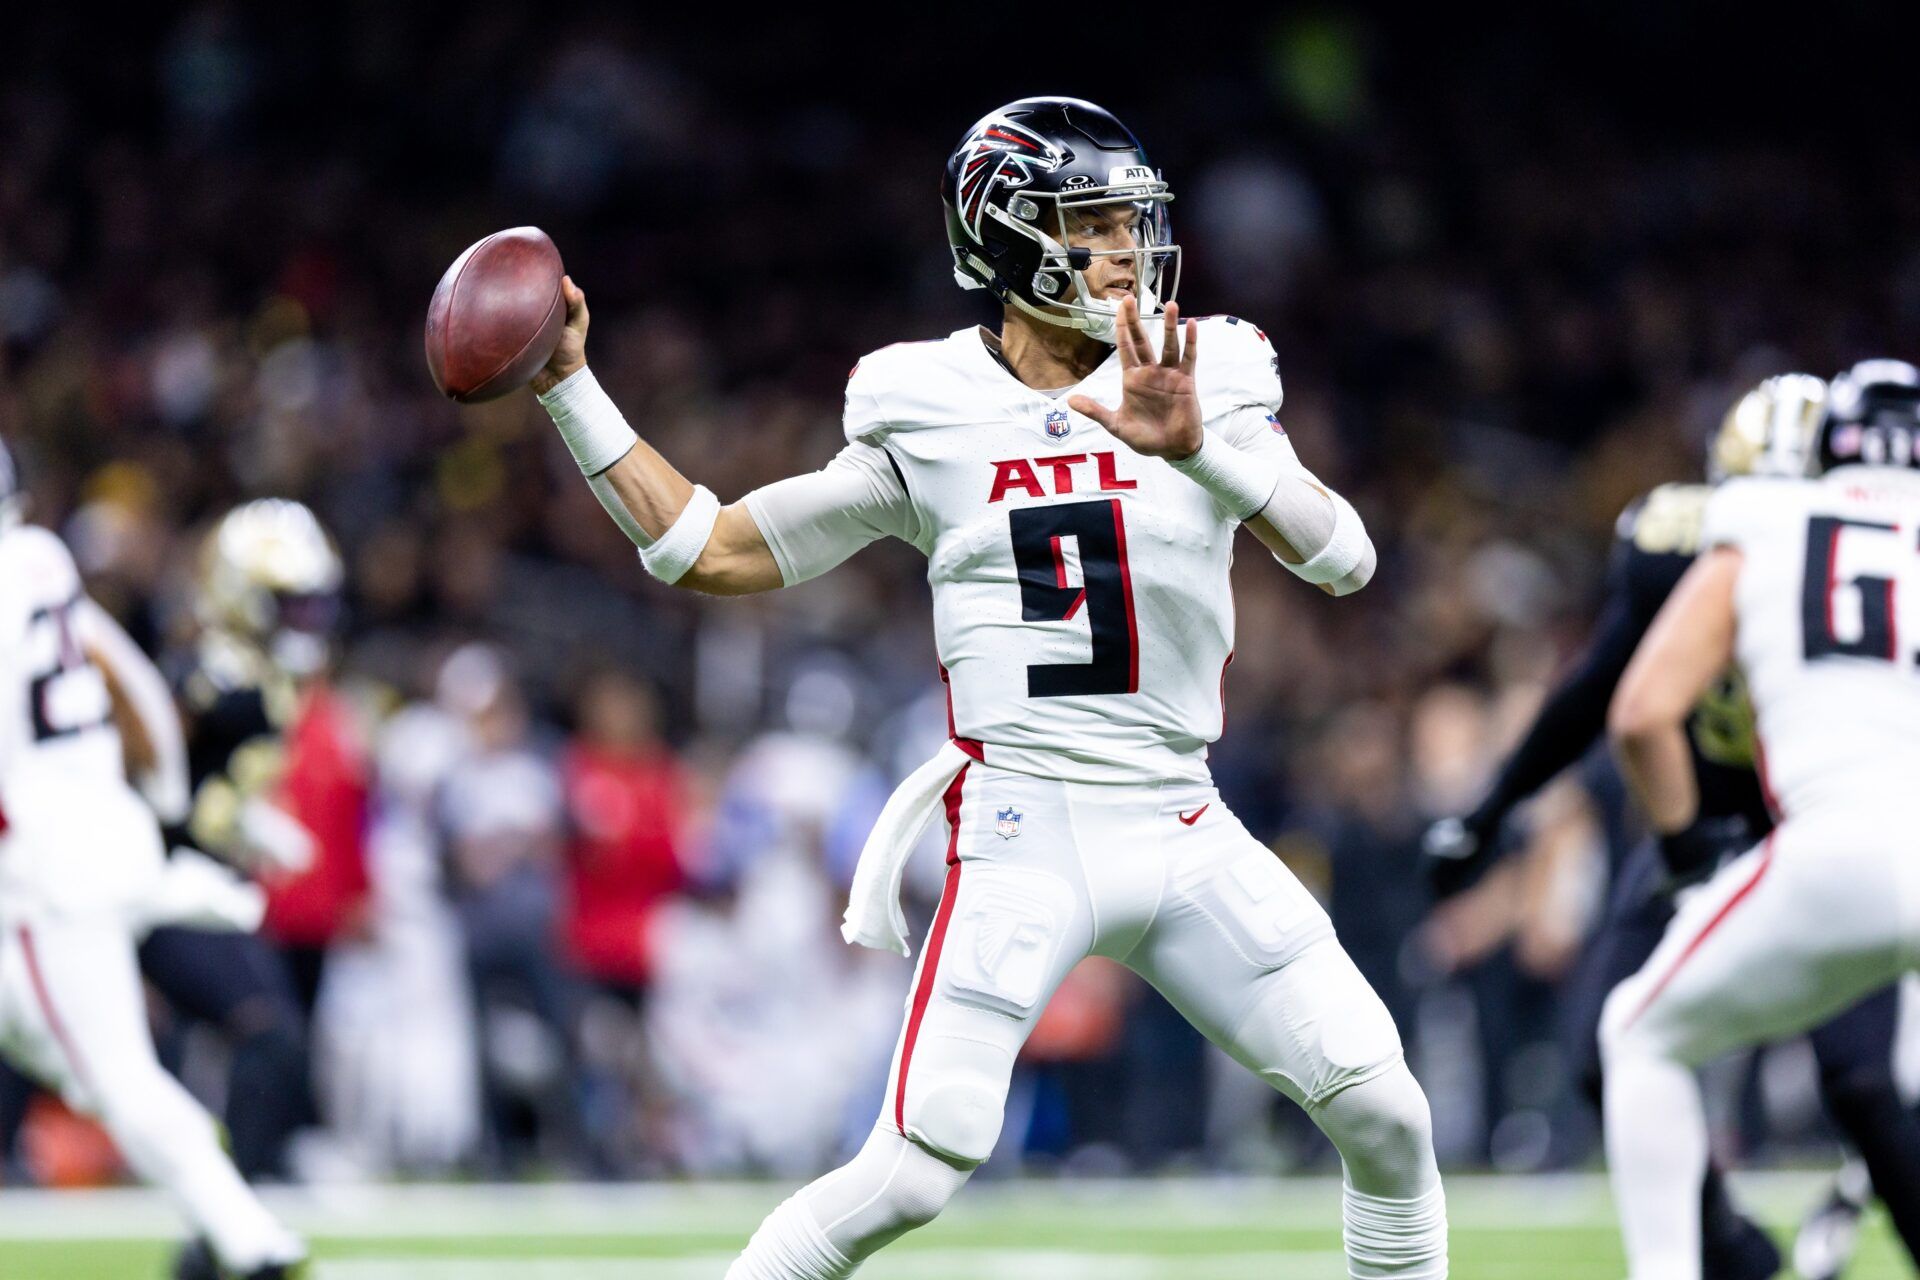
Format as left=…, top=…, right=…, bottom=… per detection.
left=531, top=276, right=590, bottom=395
left=1069, top=296, right=1203, bottom=460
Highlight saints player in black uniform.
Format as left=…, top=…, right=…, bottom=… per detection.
left=142, top=499, right=344, bottom=1202
left=1426, top=370, right=1920, bottom=1280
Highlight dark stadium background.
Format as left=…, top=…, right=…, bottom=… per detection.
left=3, top=3, right=1918, bottom=1182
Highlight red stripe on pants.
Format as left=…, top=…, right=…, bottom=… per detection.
left=18, top=926, right=92, bottom=1092
left=1625, top=836, right=1776, bottom=1030
left=894, top=764, right=969, bottom=1134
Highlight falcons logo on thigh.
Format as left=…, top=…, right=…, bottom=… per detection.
left=954, top=116, right=1067, bottom=240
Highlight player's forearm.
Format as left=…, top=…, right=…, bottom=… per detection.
left=1611, top=720, right=1699, bottom=833
left=539, top=367, right=783, bottom=594
left=77, top=598, right=190, bottom=825
left=1610, top=670, right=1708, bottom=833
left=590, top=434, right=693, bottom=541
left=1169, top=433, right=1374, bottom=594
left=1608, top=549, right=1741, bottom=833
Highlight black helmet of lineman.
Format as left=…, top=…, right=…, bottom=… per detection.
left=1812, top=358, right=1920, bottom=475
left=942, top=96, right=1178, bottom=344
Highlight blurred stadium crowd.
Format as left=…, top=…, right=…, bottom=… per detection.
left=3, top=5, right=1920, bottom=1185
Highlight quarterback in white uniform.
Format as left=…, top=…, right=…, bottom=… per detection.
left=1604, top=360, right=1920, bottom=1278
left=531, top=97, right=1447, bottom=1278
left=0, top=445, right=305, bottom=1279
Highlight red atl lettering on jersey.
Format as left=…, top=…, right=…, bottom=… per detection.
left=988, top=451, right=1137, bottom=502
left=988, top=459, right=1044, bottom=502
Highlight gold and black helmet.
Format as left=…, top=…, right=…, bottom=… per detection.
left=1709, top=373, right=1828, bottom=482
left=197, top=498, right=344, bottom=675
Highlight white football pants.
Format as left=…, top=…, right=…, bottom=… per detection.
left=0, top=908, right=303, bottom=1272
left=729, top=762, right=1448, bottom=1279
left=1602, top=801, right=1920, bottom=1280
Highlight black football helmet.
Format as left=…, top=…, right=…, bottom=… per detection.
left=943, top=96, right=1178, bottom=344
left=1812, top=358, right=1920, bottom=475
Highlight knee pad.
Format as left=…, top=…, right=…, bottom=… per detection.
left=901, top=1056, right=1006, bottom=1166
left=1318, top=1063, right=1440, bottom=1197
left=1239, top=943, right=1404, bottom=1108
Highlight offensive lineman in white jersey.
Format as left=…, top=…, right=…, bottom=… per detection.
left=528, top=97, right=1447, bottom=1278
left=1604, top=360, right=1920, bottom=1279
left=0, top=443, right=305, bottom=1279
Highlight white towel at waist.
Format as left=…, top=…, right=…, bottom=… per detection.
left=841, top=741, right=972, bottom=956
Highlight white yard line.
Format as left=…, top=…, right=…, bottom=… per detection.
left=317, top=1250, right=1351, bottom=1280
left=0, top=1170, right=1841, bottom=1240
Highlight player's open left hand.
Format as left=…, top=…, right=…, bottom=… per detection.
left=1069, top=296, right=1204, bottom=460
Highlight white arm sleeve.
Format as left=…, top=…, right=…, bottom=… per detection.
left=1214, top=406, right=1375, bottom=592
left=742, top=442, right=919, bottom=586
left=73, top=596, right=191, bottom=824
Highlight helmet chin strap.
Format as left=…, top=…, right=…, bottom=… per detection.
left=1075, top=280, right=1162, bottom=344
left=1003, top=279, right=1163, bottom=346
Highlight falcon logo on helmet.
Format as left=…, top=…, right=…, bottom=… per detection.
left=942, top=96, right=1181, bottom=346
left=954, top=116, right=1068, bottom=242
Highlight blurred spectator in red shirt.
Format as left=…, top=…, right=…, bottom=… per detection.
left=264, top=682, right=373, bottom=1009
left=560, top=670, right=686, bottom=994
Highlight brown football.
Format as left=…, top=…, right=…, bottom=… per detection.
left=424, top=226, right=566, bottom=403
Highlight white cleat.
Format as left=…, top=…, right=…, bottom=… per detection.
left=1793, top=1163, right=1872, bottom=1280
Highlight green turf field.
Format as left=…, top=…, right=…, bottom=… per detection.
left=0, top=1174, right=1906, bottom=1278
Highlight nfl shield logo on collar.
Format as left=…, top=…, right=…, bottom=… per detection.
left=1044, top=409, right=1071, bottom=440
left=996, top=806, right=1023, bottom=839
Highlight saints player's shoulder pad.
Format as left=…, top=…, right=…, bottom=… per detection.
left=1616, top=482, right=1713, bottom=558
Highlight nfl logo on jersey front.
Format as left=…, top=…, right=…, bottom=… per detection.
left=995, top=806, right=1023, bottom=839
left=1044, top=409, right=1071, bottom=441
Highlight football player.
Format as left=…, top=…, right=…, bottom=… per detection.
left=1602, top=361, right=1920, bottom=1278
left=138, top=499, right=353, bottom=1183
left=527, top=97, right=1446, bottom=1278
left=0, top=443, right=305, bottom=1278
left=1424, top=373, right=1920, bottom=1277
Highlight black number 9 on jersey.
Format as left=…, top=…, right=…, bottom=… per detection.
left=1010, top=499, right=1140, bottom=697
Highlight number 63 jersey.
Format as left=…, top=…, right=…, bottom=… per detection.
left=1706, top=471, right=1920, bottom=819
left=0, top=524, right=164, bottom=909
left=746, top=316, right=1298, bottom=786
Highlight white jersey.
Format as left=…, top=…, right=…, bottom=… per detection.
left=747, top=316, right=1297, bottom=784
left=1705, top=470, right=1920, bottom=819
left=0, top=524, right=164, bottom=910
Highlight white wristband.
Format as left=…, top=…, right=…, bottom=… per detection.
left=1167, top=432, right=1283, bottom=520
left=639, top=485, right=720, bottom=584
left=537, top=367, right=637, bottom=476
left=1289, top=489, right=1369, bottom=586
